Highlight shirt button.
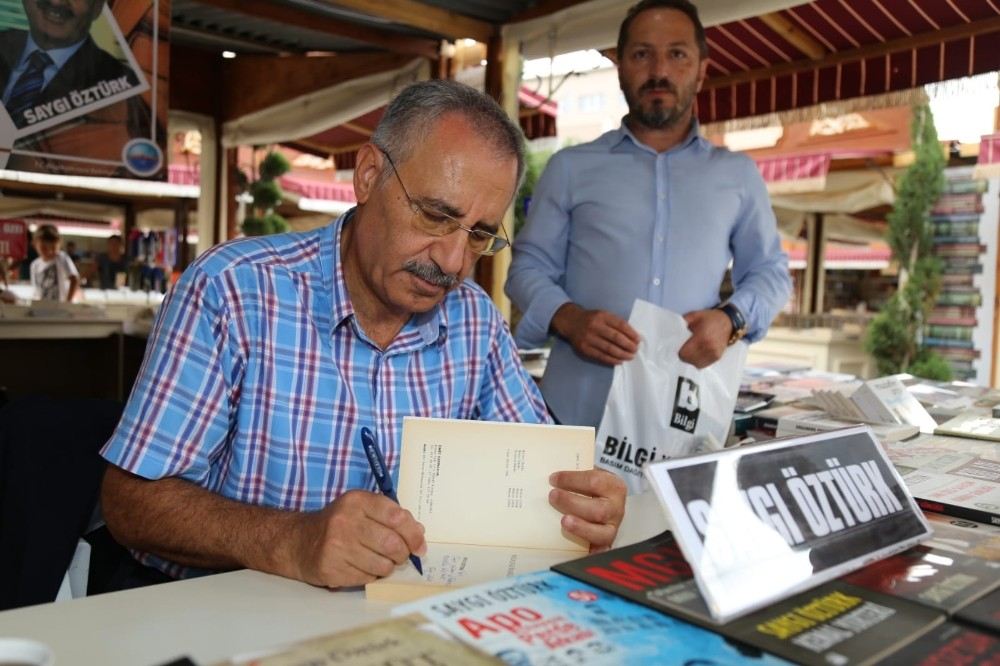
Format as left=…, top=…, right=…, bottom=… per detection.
left=657, top=235, right=664, bottom=241
left=658, top=194, right=666, bottom=200
left=653, top=278, right=661, bottom=286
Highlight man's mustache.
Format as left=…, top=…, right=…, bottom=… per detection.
left=403, top=259, right=459, bottom=289
left=639, top=78, right=678, bottom=95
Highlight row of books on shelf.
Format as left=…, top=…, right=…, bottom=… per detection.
left=923, top=172, right=989, bottom=382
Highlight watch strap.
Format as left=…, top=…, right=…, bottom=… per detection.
left=717, top=302, right=747, bottom=345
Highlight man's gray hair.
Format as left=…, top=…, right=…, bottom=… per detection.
left=371, top=79, right=526, bottom=189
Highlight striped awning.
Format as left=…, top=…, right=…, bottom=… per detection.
left=697, top=0, right=1000, bottom=126
left=974, top=132, right=1000, bottom=179
left=756, top=152, right=831, bottom=194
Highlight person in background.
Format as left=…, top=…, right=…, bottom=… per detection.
left=30, top=223, right=78, bottom=302
left=99, top=80, right=626, bottom=590
left=96, top=234, right=127, bottom=289
left=505, top=0, right=791, bottom=428
left=64, top=240, right=80, bottom=262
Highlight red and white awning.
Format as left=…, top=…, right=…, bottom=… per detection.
left=974, top=132, right=1000, bottom=179
left=756, top=152, right=831, bottom=194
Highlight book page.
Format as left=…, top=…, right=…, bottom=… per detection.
left=397, top=417, right=594, bottom=551
left=366, top=541, right=581, bottom=601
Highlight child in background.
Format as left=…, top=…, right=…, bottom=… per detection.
left=30, top=224, right=79, bottom=302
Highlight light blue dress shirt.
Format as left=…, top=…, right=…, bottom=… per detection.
left=2, top=34, right=86, bottom=103
left=505, top=121, right=791, bottom=427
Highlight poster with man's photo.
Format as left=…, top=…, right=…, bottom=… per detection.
left=0, top=0, right=168, bottom=178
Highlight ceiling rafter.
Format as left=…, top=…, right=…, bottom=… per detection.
left=702, top=14, right=1000, bottom=91
left=321, top=0, right=494, bottom=42
left=190, top=0, right=440, bottom=58
left=759, top=11, right=827, bottom=59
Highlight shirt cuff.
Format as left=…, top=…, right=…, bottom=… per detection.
left=514, top=288, right=571, bottom=348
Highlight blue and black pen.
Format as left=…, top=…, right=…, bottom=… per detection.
left=360, top=426, right=423, bottom=575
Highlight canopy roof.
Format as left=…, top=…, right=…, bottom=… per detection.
left=696, top=0, right=1000, bottom=125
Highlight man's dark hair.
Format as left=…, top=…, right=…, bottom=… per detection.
left=616, top=0, right=708, bottom=61
left=36, top=224, right=59, bottom=242
left=371, top=79, right=526, bottom=190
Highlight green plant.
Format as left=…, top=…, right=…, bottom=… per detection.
left=864, top=104, right=951, bottom=381
left=241, top=150, right=292, bottom=236
left=514, top=149, right=553, bottom=237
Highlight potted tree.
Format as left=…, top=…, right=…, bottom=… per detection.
left=864, top=103, right=950, bottom=380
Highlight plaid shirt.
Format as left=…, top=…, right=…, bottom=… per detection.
left=102, top=211, right=550, bottom=578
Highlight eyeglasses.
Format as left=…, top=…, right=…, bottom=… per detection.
left=376, top=146, right=510, bottom=256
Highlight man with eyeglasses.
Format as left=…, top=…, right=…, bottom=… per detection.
left=98, top=80, right=626, bottom=590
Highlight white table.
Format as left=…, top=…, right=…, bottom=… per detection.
left=0, top=494, right=667, bottom=665
left=0, top=570, right=395, bottom=665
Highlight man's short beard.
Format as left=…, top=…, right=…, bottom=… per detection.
left=623, top=77, right=696, bottom=130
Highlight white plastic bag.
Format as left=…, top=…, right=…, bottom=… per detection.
left=595, top=299, right=747, bottom=494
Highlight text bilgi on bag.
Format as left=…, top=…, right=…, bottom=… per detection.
left=595, top=299, right=747, bottom=494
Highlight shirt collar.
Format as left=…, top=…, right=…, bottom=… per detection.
left=611, top=116, right=704, bottom=155
left=328, top=208, right=446, bottom=346
left=22, top=34, right=87, bottom=72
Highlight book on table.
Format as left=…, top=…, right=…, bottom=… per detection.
left=553, top=531, right=946, bottom=666
left=878, top=622, right=1000, bottom=665
left=881, top=433, right=1000, bottom=526
left=392, top=569, right=790, bottom=665
left=364, top=417, right=595, bottom=602
left=211, top=614, right=500, bottom=665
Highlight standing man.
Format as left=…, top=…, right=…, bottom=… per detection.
left=506, top=0, right=791, bottom=428
left=100, top=81, right=625, bottom=590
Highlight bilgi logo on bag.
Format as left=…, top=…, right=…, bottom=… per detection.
left=670, top=376, right=700, bottom=433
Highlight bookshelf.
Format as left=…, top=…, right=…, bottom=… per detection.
left=922, top=166, right=998, bottom=382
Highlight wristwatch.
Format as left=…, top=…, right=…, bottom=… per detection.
left=716, top=302, right=748, bottom=345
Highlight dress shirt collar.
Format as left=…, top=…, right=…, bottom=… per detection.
left=20, top=33, right=87, bottom=73
left=611, top=116, right=704, bottom=155
left=328, top=209, right=445, bottom=346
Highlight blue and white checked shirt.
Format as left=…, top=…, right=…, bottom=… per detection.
left=102, top=211, right=550, bottom=578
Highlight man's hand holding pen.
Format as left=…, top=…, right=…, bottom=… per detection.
left=285, top=489, right=427, bottom=588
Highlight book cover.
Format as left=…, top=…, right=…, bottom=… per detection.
left=840, top=543, right=1000, bottom=614
left=934, top=412, right=1000, bottom=442
left=850, top=377, right=937, bottom=432
left=775, top=410, right=919, bottom=443
left=923, top=511, right=1000, bottom=561
left=955, top=587, right=1000, bottom=634
left=365, top=417, right=594, bottom=601
left=393, top=570, right=790, bottom=665
left=643, top=426, right=931, bottom=623
left=882, top=434, right=1000, bottom=526
left=554, top=532, right=945, bottom=666
left=879, top=622, right=1000, bottom=665
left=212, top=614, right=501, bottom=666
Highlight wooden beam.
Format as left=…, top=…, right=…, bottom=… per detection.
left=320, top=0, right=493, bottom=42
left=759, top=11, right=826, bottom=60
left=704, top=15, right=1000, bottom=91
left=191, top=0, right=439, bottom=58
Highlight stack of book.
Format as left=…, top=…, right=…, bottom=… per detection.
left=924, top=169, right=989, bottom=381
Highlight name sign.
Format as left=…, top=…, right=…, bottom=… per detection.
left=644, top=425, right=930, bottom=623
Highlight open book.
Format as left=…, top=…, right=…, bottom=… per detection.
left=364, top=417, right=595, bottom=602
